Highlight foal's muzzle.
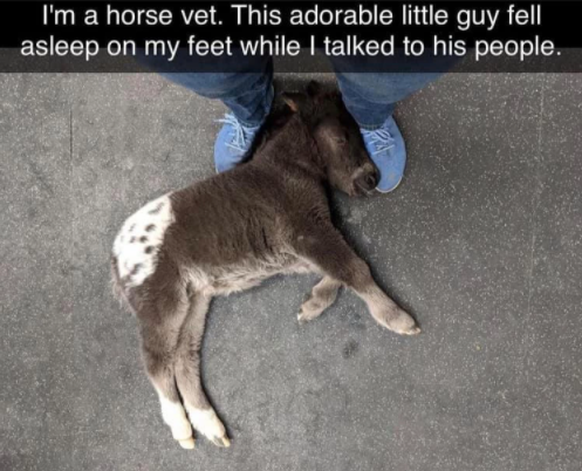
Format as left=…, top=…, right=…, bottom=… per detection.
left=354, top=168, right=380, bottom=196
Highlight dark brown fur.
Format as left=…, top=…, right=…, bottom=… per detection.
left=111, top=82, right=420, bottom=449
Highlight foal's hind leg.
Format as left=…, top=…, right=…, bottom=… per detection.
left=138, top=288, right=195, bottom=449
left=174, top=292, right=230, bottom=447
left=143, top=350, right=195, bottom=449
left=298, top=276, right=342, bottom=323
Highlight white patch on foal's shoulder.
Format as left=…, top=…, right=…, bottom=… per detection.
left=113, top=193, right=175, bottom=288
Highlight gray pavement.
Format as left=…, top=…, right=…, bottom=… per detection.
left=1, top=73, right=581, bottom=471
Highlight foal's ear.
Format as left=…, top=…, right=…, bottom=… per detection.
left=281, top=92, right=307, bottom=113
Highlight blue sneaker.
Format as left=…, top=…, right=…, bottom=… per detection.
left=360, top=116, right=406, bottom=193
left=214, top=114, right=263, bottom=173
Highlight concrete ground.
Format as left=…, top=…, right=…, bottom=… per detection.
left=1, top=73, right=581, bottom=471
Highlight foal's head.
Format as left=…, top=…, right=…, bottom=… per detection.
left=282, top=81, right=379, bottom=196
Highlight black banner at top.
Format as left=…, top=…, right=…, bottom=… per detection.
left=0, top=1, right=581, bottom=72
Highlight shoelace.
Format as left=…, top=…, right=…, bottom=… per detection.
left=361, top=128, right=395, bottom=155
left=217, top=113, right=259, bottom=153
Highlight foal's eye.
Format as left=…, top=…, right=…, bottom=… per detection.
left=335, top=133, right=349, bottom=145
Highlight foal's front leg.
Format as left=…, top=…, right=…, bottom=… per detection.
left=294, top=226, right=420, bottom=335
left=298, top=276, right=342, bottom=323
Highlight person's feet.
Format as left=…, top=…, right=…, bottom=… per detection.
left=360, top=116, right=406, bottom=193
left=214, top=114, right=263, bottom=173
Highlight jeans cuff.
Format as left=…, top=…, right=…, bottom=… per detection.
left=233, top=83, right=274, bottom=128
left=357, top=118, right=392, bottom=131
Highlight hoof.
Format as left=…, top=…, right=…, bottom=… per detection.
left=297, top=305, right=322, bottom=324
left=403, top=325, right=421, bottom=336
left=297, top=312, right=308, bottom=324
left=178, top=437, right=196, bottom=450
left=380, top=308, right=421, bottom=336
left=211, top=435, right=231, bottom=448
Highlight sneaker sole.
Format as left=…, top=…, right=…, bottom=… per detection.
left=376, top=176, right=403, bottom=194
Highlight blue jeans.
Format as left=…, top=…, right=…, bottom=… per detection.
left=152, top=57, right=444, bottom=128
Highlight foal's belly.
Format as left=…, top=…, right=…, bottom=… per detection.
left=185, top=256, right=316, bottom=297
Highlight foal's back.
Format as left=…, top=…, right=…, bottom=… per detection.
left=113, top=114, right=325, bottom=299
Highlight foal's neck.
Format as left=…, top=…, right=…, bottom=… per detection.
left=254, top=115, right=326, bottom=180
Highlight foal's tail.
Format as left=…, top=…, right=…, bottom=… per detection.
left=110, top=255, right=134, bottom=315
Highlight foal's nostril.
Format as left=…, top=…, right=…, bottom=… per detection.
left=353, top=167, right=380, bottom=195
left=366, top=174, right=378, bottom=189
left=362, top=171, right=379, bottom=191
